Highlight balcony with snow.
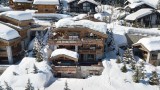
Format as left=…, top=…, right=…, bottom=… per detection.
left=133, top=37, right=160, bottom=66
left=50, top=48, right=103, bottom=78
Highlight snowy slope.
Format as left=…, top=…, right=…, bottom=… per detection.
left=0, top=57, right=54, bottom=90
left=46, top=51, right=159, bottom=90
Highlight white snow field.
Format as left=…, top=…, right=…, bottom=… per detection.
left=0, top=57, right=54, bottom=90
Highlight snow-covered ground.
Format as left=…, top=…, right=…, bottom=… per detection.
left=46, top=51, right=159, bottom=90
left=0, top=57, right=54, bottom=90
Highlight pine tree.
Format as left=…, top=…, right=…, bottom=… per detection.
left=25, top=79, right=34, bottom=90
left=121, top=63, right=127, bottom=73
left=13, top=72, right=18, bottom=76
left=149, top=71, right=159, bottom=85
left=64, top=81, right=70, bottom=90
left=132, top=66, right=142, bottom=83
left=33, top=64, right=38, bottom=74
left=116, top=55, right=121, bottom=63
left=4, top=81, right=12, bottom=90
left=33, top=37, right=41, bottom=57
left=36, top=50, right=43, bottom=62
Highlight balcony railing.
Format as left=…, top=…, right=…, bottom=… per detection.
left=48, top=39, right=82, bottom=46
left=0, top=48, right=21, bottom=57
left=48, top=38, right=104, bottom=46
left=79, top=49, right=103, bottom=54
left=52, top=66, right=77, bottom=73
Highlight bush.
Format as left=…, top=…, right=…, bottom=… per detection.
left=121, top=64, right=127, bottom=73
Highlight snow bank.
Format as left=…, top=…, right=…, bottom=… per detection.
left=33, top=0, right=59, bottom=5
left=78, top=0, right=99, bottom=5
left=51, top=48, right=79, bottom=59
left=125, top=8, right=153, bottom=21
left=136, top=36, right=160, bottom=51
left=0, top=5, right=12, bottom=12
left=0, top=11, right=33, bottom=21
left=94, top=12, right=110, bottom=21
left=55, top=18, right=107, bottom=34
left=73, top=14, right=87, bottom=20
left=0, top=23, right=20, bottom=40
left=13, top=0, right=33, bottom=3
left=0, top=57, right=54, bottom=90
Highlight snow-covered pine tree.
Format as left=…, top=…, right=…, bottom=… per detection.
left=13, top=72, right=18, bottom=76
left=33, top=64, right=38, bottom=74
left=25, top=79, right=34, bottom=90
left=139, top=62, right=145, bottom=79
left=0, top=82, right=3, bottom=90
left=4, top=81, right=12, bottom=90
left=116, top=55, right=121, bottom=63
left=64, top=81, right=70, bottom=90
left=149, top=71, right=159, bottom=85
left=132, top=66, right=142, bottom=83
left=121, top=63, right=127, bottom=73
left=33, top=37, right=41, bottom=57
left=36, top=50, right=43, bottom=62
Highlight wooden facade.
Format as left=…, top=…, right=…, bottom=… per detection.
left=68, top=0, right=98, bottom=13
left=126, top=12, right=160, bottom=28
left=34, top=5, right=58, bottom=13
left=133, top=44, right=160, bottom=66
left=9, top=0, right=33, bottom=10
left=0, top=15, right=33, bottom=27
left=48, top=27, right=107, bottom=63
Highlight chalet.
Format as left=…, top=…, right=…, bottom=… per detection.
left=68, top=0, right=99, bottom=13
left=0, top=11, right=33, bottom=51
left=0, top=23, right=21, bottom=64
left=9, top=0, right=33, bottom=10
left=33, top=0, right=60, bottom=13
left=124, top=1, right=154, bottom=13
left=48, top=18, right=107, bottom=78
left=133, top=37, right=160, bottom=66
left=125, top=8, right=160, bottom=28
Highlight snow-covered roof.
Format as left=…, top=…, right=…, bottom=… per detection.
left=55, top=18, right=107, bottom=35
left=0, top=23, right=20, bottom=40
left=125, top=8, right=153, bottom=21
left=33, top=0, right=59, bottom=5
left=0, top=5, right=12, bottom=12
left=12, top=0, right=33, bottom=3
left=136, top=37, right=160, bottom=51
left=51, top=49, right=79, bottom=60
left=67, top=0, right=75, bottom=3
left=78, top=0, right=99, bottom=5
left=127, top=0, right=158, bottom=8
left=124, top=2, right=145, bottom=9
left=0, top=11, right=32, bottom=21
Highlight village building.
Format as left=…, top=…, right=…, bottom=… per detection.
left=68, top=0, right=99, bottom=13
left=124, top=1, right=154, bottom=13
left=0, top=23, right=21, bottom=64
left=9, top=0, right=33, bottom=10
left=133, top=37, right=160, bottom=66
left=0, top=11, right=33, bottom=56
left=48, top=18, right=107, bottom=78
left=125, top=8, right=160, bottom=28
left=33, top=0, right=60, bottom=13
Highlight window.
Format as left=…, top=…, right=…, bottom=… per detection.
left=83, top=2, right=90, bottom=12
left=152, top=53, right=157, bottom=60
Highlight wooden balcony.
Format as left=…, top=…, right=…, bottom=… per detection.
left=48, top=38, right=104, bottom=46
left=0, top=47, right=21, bottom=57
left=48, top=39, right=82, bottom=46
left=0, top=51, right=7, bottom=57
left=79, top=49, right=103, bottom=54
left=82, top=39, right=104, bottom=45
left=52, top=66, right=77, bottom=73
